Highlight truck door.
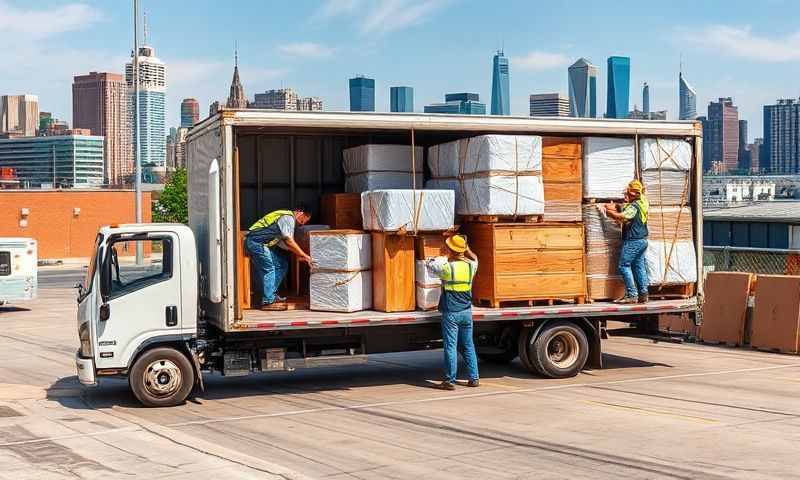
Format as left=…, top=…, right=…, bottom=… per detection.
left=96, top=233, right=183, bottom=370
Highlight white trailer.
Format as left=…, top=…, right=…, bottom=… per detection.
left=0, top=237, right=37, bottom=304
left=75, top=110, right=703, bottom=407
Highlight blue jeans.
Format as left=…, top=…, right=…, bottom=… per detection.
left=441, top=309, right=479, bottom=383
left=619, top=238, right=649, bottom=298
left=245, top=237, right=288, bottom=304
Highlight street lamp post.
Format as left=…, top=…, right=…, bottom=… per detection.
left=133, top=0, right=143, bottom=265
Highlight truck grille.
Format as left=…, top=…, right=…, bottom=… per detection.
left=0, top=252, right=10, bottom=276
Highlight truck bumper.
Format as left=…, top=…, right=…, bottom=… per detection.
left=75, top=351, right=97, bottom=386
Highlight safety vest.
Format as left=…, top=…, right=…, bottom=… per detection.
left=441, top=260, right=475, bottom=292
left=622, top=196, right=649, bottom=241
left=248, top=209, right=293, bottom=248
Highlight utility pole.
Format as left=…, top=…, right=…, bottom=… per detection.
left=133, top=0, right=143, bottom=264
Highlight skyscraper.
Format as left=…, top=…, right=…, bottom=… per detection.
left=679, top=70, right=697, bottom=120
left=705, top=97, right=739, bottom=173
left=763, top=99, right=800, bottom=173
left=226, top=49, right=247, bottom=108
left=424, top=93, right=486, bottom=114
left=529, top=93, right=570, bottom=117
left=252, top=88, right=299, bottom=110
left=738, top=119, right=748, bottom=170
left=642, top=82, right=650, bottom=114
left=491, top=50, right=510, bottom=115
left=567, top=58, right=598, bottom=118
left=349, top=76, right=375, bottom=112
left=180, top=98, right=199, bottom=128
left=606, top=56, right=630, bottom=119
left=0, top=95, right=39, bottom=137
left=73, top=72, right=131, bottom=185
left=125, top=44, right=167, bottom=175
left=390, top=86, right=414, bottom=112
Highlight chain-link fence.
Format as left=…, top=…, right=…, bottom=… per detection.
left=704, top=246, right=800, bottom=275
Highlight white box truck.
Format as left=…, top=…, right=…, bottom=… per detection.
left=75, top=110, right=704, bottom=407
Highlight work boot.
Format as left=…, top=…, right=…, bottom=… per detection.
left=638, top=293, right=649, bottom=304
left=432, top=381, right=456, bottom=391
left=467, top=379, right=480, bottom=388
left=614, top=296, right=638, bottom=304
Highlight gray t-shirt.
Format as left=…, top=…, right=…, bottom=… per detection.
left=275, top=215, right=295, bottom=250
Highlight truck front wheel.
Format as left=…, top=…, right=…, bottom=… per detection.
left=523, top=321, right=589, bottom=378
left=129, top=347, right=195, bottom=407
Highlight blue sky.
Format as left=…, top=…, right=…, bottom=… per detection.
left=2, top=0, right=800, bottom=140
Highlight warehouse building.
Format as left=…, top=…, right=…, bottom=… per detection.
left=704, top=202, right=800, bottom=249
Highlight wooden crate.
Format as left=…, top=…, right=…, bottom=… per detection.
left=320, top=193, right=362, bottom=230
left=542, top=137, right=582, bottom=222
left=587, top=275, right=625, bottom=302
left=415, top=233, right=450, bottom=260
left=237, top=231, right=252, bottom=314
left=371, top=232, right=415, bottom=312
left=751, top=275, right=800, bottom=354
left=461, top=223, right=586, bottom=308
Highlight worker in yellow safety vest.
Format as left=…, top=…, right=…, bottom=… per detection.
left=245, top=207, right=313, bottom=311
left=604, top=179, right=650, bottom=304
left=426, top=234, right=479, bottom=390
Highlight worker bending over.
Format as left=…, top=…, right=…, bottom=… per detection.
left=245, top=207, right=313, bottom=311
left=604, top=180, right=650, bottom=304
left=426, top=234, right=479, bottom=390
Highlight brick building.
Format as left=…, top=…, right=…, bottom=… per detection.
left=0, top=190, right=151, bottom=260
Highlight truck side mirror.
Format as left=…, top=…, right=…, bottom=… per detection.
left=100, top=249, right=111, bottom=302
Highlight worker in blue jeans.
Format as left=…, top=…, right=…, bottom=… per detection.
left=604, top=180, right=650, bottom=304
left=245, top=207, right=313, bottom=310
left=426, top=234, right=479, bottom=390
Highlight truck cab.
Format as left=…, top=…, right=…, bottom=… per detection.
left=75, top=224, right=200, bottom=407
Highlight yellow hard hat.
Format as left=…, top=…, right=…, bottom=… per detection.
left=627, top=179, right=644, bottom=193
left=445, top=234, right=468, bottom=253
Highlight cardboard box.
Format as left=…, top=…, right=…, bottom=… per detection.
left=699, top=272, right=752, bottom=345
left=751, top=275, right=800, bottom=354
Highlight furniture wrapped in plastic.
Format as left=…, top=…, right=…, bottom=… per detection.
left=343, top=144, right=424, bottom=193
left=583, top=137, right=636, bottom=199
left=295, top=224, right=330, bottom=252
left=646, top=240, right=698, bottom=285
left=583, top=204, right=625, bottom=300
left=640, top=138, right=693, bottom=206
left=361, top=189, right=455, bottom=232
left=648, top=206, right=693, bottom=242
left=427, top=135, right=544, bottom=216
left=415, top=258, right=444, bottom=310
left=309, top=230, right=372, bottom=312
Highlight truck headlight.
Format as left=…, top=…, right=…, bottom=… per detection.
left=78, top=323, right=92, bottom=357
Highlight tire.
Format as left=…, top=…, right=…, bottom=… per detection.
left=517, top=327, right=536, bottom=373
left=528, top=321, right=589, bottom=379
left=129, top=347, right=195, bottom=407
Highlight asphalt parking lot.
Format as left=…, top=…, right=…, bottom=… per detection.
left=2, top=280, right=800, bottom=479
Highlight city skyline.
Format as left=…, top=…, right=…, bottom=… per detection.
left=5, top=1, right=800, bottom=137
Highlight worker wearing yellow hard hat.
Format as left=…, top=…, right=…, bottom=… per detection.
left=603, top=179, right=650, bottom=304
left=425, top=234, right=480, bottom=390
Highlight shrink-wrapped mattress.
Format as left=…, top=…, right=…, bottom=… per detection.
left=343, top=144, right=424, bottom=193
left=361, top=189, right=454, bottom=232
left=309, top=231, right=372, bottom=312
left=640, top=138, right=692, bottom=206
left=583, top=137, right=636, bottom=199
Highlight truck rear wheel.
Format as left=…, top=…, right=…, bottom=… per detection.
left=528, top=321, right=589, bottom=378
left=129, top=347, right=194, bottom=407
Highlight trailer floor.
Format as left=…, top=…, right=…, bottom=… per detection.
left=237, top=298, right=697, bottom=331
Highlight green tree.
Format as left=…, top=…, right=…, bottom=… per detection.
left=153, top=168, right=188, bottom=224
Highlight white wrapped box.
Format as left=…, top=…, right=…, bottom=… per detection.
left=310, top=271, right=372, bottom=312
left=427, top=135, right=544, bottom=216
left=296, top=224, right=330, bottom=252
left=415, top=259, right=444, bottom=285
left=346, top=172, right=423, bottom=193
left=425, top=178, right=462, bottom=209
left=583, top=137, right=636, bottom=199
left=343, top=145, right=424, bottom=193
left=309, top=231, right=371, bottom=270
left=361, top=189, right=454, bottom=232
left=646, top=240, right=697, bottom=285
left=416, top=285, right=441, bottom=310
left=640, top=138, right=692, bottom=171
left=460, top=176, right=544, bottom=216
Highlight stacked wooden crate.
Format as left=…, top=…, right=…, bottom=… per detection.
left=542, top=137, right=582, bottom=222
left=320, top=193, right=362, bottom=229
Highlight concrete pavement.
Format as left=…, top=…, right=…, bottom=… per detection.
left=1, top=288, right=800, bottom=478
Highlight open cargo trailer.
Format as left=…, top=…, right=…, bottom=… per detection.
left=187, top=109, right=703, bottom=378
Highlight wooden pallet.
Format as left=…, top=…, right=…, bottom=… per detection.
left=460, top=214, right=543, bottom=224
left=649, top=283, right=694, bottom=299
left=476, top=296, right=585, bottom=309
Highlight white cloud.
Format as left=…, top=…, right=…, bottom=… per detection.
left=0, top=1, right=102, bottom=40
left=512, top=51, right=571, bottom=72
left=689, top=25, right=800, bottom=62
left=278, top=42, right=336, bottom=59
left=312, top=0, right=448, bottom=36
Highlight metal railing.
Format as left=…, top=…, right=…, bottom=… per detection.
left=704, top=246, right=800, bottom=275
